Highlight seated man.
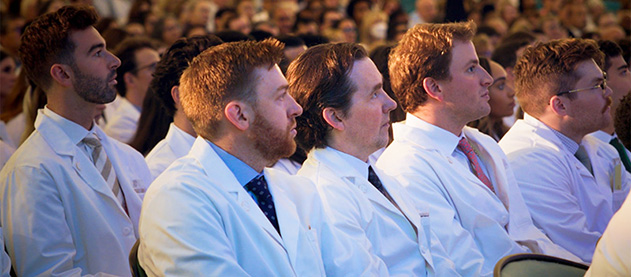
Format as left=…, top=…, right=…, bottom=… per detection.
left=499, top=38, right=631, bottom=262
left=289, top=42, right=462, bottom=275
left=144, top=35, right=223, bottom=180
left=0, top=6, right=151, bottom=276
left=139, top=39, right=374, bottom=275
left=377, top=21, right=580, bottom=276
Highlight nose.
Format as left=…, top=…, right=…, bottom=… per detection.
left=604, top=84, right=613, bottom=98
left=480, top=67, right=493, bottom=88
left=108, top=50, right=122, bottom=70
left=288, top=94, right=303, bottom=117
left=383, top=90, right=397, bottom=113
left=507, top=84, right=516, bottom=98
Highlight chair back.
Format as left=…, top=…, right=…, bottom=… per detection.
left=494, top=253, right=588, bottom=277
left=129, top=240, right=148, bottom=277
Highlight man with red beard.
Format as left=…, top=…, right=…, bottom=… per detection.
left=377, top=21, right=580, bottom=276
left=499, top=38, right=631, bottom=262
left=0, top=6, right=152, bottom=276
left=138, top=39, right=364, bottom=275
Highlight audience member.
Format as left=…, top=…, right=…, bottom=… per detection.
left=499, top=38, right=631, bottom=262
left=408, top=0, right=438, bottom=27
left=290, top=42, right=462, bottom=275
left=378, top=22, right=581, bottom=276
left=615, top=92, right=631, bottom=150
left=0, top=6, right=151, bottom=275
left=468, top=57, right=515, bottom=141
left=0, top=12, right=25, bottom=60
left=0, top=50, right=17, bottom=114
left=105, top=37, right=160, bottom=143
left=587, top=40, right=631, bottom=172
left=139, top=38, right=365, bottom=275
left=150, top=15, right=183, bottom=48
left=142, top=35, right=223, bottom=180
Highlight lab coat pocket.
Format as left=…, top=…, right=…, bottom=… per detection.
left=612, top=189, right=628, bottom=212
left=418, top=204, right=431, bottom=248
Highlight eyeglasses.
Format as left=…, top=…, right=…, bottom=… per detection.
left=556, top=73, right=607, bottom=96
left=131, top=62, right=157, bottom=73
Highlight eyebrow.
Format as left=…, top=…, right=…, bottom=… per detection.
left=371, top=82, right=382, bottom=92
left=491, top=76, right=506, bottom=86
left=617, top=64, right=629, bottom=71
left=276, top=84, right=289, bottom=95
left=87, top=43, right=105, bottom=55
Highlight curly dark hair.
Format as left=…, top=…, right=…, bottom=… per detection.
left=615, top=92, right=631, bottom=150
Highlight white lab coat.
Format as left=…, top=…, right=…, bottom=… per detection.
left=298, top=147, right=461, bottom=276
left=588, top=130, right=631, bottom=173
left=378, top=120, right=580, bottom=276
left=145, top=123, right=195, bottom=180
left=585, top=190, right=631, bottom=276
left=498, top=114, right=631, bottom=262
left=104, top=97, right=140, bottom=143
left=0, top=109, right=152, bottom=276
left=139, top=137, right=366, bottom=276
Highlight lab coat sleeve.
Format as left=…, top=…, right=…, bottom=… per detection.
left=1, top=165, right=98, bottom=276
left=139, top=180, right=250, bottom=276
left=314, top=177, right=390, bottom=276
left=393, top=172, right=490, bottom=277
left=507, top=149, right=601, bottom=262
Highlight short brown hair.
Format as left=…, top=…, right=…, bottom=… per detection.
left=514, top=38, right=604, bottom=116
left=19, top=5, right=99, bottom=90
left=179, top=38, right=284, bottom=140
left=389, top=21, right=475, bottom=112
left=287, top=42, right=367, bottom=151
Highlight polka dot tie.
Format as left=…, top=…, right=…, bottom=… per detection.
left=245, top=174, right=280, bottom=235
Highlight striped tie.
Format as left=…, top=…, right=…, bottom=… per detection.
left=82, top=134, right=127, bottom=213
left=458, top=137, right=495, bottom=193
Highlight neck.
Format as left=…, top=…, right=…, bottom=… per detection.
left=173, top=110, right=196, bottom=137
left=411, top=106, right=465, bottom=136
left=327, top=135, right=372, bottom=163
left=537, top=113, right=585, bottom=144
left=46, top=88, right=95, bottom=130
left=125, top=89, right=144, bottom=108
left=212, top=133, right=272, bottom=172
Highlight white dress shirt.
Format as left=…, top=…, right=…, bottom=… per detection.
left=145, top=123, right=196, bottom=180
left=104, top=97, right=140, bottom=144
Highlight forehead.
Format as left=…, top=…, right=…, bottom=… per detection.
left=574, top=59, right=603, bottom=83
left=607, top=55, right=628, bottom=71
left=449, top=40, right=478, bottom=70
left=253, top=64, right=287, bottom=94
left=348, top=58, right=382, bottom=91
left=69, top=27, right=104, bottom=54
left=134, top=47, right=160, bottom=62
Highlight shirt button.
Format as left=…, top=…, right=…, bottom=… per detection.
left=241, top=201, right=249, bottom=211
left=123, top=227, right=132, bottom=236
left=75, top=162, right=81, bottom=171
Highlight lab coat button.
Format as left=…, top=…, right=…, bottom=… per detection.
left=123, top=227, right=131, bottom=236
left=446, top=157, right=453, bottom=164
left=241, top=201, right=249, bottom=211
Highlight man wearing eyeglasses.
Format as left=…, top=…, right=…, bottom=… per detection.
left=104, top=37, right=160, bottom=143
left=499, top=38, right=631, bottom=263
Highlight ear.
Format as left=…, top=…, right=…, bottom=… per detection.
left=224, top=101, right=252, bottom=131
left=322, top=107, right=345, bottom=131
left=50, top=64, right=72, bottom=87
left=171, top=86, right=181, bottom=108
left=422, top=77, right=443, bottom=101
left=549, top=95, right=568, bottom=116
left=124, top=72, right=135, bottom=86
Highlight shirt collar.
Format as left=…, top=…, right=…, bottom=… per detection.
left=405, top=113, right=462, bottom=156
left=42, top=106, right=93, bottom=145
left=589, top=130, right=615, bottom=143
left=550, top=126, right=579, bottom=154
left=326, top=146, right=370, bottom=179
left=207, top=140, right=259, bottom=187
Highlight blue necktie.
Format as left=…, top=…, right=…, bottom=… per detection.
left=245, top=175, right=280, bottom=235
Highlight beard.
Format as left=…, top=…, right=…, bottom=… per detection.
left=72, top=65, right=117, bottom=104
left=248, top=107, right=297, bottom=164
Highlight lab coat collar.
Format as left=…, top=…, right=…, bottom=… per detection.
left=403, top=113, right=461, bottom=157
left=187, top=137, right=285, bottom=247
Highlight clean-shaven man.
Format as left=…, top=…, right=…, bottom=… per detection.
left=378, top=21, right=581, bottom=276
left=289, top=42, right=462, bottom=276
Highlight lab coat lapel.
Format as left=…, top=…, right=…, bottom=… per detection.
left=189, top=138, right=284, bottom=246
left=265, top=169, right=300, bottom=269
left=35, top=114, right=125, bottom=214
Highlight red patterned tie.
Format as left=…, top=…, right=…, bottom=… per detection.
left=457, top=137, right=495, bottom=193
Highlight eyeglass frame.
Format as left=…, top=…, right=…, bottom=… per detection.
left=131, top=62, right=158, bottom=74
left=555, top=72, right=607, bottom=96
